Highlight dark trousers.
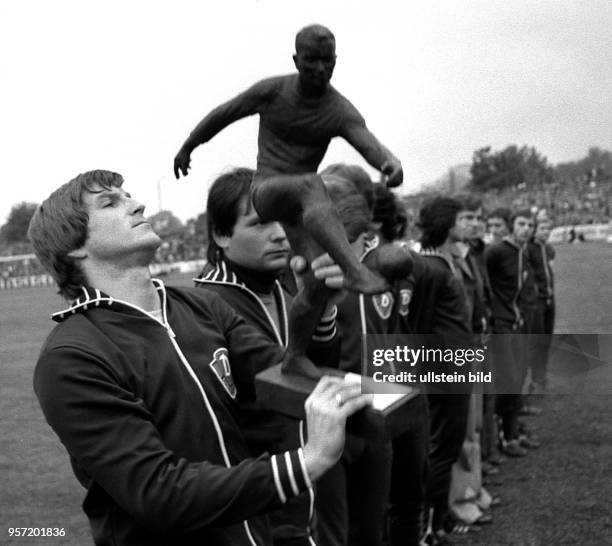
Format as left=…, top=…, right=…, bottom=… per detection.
left=528, top=299, right=555, bottom=387
left=492, top=325, right=527, bottom=441
left=315, top=435, right=392, bottom=546
left=388, top=395, right=430, bottom=546
left=481, top=392, right=497, bottom=461
left=425, top=393, right=470, bottom=528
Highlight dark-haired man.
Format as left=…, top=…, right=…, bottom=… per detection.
left=416, top=196, right=473, bottom=541
left=195, top=167, right=341, bottom=545
left=446, top=195, right=495, bottom=526
left=28, top=169, right=372, bottom=546
left=485, top=209, right=534, bottom=457
left=173, top=24, right=403, bottom=378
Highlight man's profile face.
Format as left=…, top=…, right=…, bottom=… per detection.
left=512, top=216, right=534, bottom=244
left=80, top=185, right=161, bottom=262
left=453, top=208, right=483, bottom=242
left=293, top=37, right=336, bottom=92
left=487, top=216, right=509, bottom=243
left=221, top=197, right=290, bottom=274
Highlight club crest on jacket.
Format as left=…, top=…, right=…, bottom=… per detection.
left=372, top=291, right=394, bottom=320
left=398, top=288, right=412, bottom=316
left=208, top=348, right=237, bottom=399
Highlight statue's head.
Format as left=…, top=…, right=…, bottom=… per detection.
left=293, top=24, right=336, bottom=93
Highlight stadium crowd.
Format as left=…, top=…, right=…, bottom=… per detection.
left=401, top=173, right=611, bottom=243
left=485, top=176, right=611, bottom=227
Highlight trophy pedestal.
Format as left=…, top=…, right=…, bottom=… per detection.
left=255, top=365, right=421, bottom=442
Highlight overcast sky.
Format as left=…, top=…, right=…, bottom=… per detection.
left=1, top=0, right=611, bottom=225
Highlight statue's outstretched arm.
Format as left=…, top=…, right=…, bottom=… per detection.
left=343, top=123, right=403, bottom=188
left=174, top=81, right=271, bottom=178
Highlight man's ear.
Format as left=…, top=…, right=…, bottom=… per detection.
left=350, top=232, right=368, bottom=257
left=67, top=247, right=87, bottom=260
left=292, top=53, right=299, bottom=69
left=212, top=230, right=231, bottom=250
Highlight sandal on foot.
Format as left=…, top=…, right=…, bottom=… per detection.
left=444, top=516, right=480, bottom=535
left=473, top=513, right=494, bottom=525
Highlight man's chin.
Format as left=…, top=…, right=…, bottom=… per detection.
left=143, top=238, right=163, bottom=259
left=303, top=78, right=329, bottom=93
left=265, top=258, right=289, bottom=274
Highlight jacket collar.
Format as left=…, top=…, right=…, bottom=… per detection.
left=420, top=247, right=457, bottom=276
left=197, top=259, right=241, bottom=286
left=51, top=279, right=168, bottom=323
left=195, top=258, right=288, bottom=347
left=502, top=236, right=524, bottom=251
left=196, top=258, right=280, bottom=293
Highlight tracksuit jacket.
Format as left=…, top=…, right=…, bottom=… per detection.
left=336, top=236, right=404, bottom=375
left=451, top=242, right=491, bottom=335
left=485, top=238, right=530, bottom=331
left=527, top=239, right=555, bottom=304
left=467, top=239, right=493, bottom=331
left=408, top=248, right=472, bottom=395
left=404, top=249, right=471, bottom=339
left=194, top=258, right=339, bottom=544
left=316, top=236, right=401, bottom=546
left=33, top=280, right=313, bottom=546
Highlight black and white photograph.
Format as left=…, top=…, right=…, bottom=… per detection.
left=1, top=1, right=611, bottom=545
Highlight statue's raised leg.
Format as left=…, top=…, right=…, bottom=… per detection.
left=252, top=173, right=389, bottom=295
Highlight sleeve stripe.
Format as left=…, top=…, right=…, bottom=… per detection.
left=278, top=453, right=294, bottom=500
left=320, top=305, right=338, bottom=322
left=317, top=316, right=336, bottom=327
left=312, top=327, right=337, bottom=343
left=314, top=321, right=335, bottom=333
left=284, top=451, right=300, bottom=496
left=272, top=450, right=312, bottom=502
left=314, top=305, right=337, bottom=342
left=270, top=455, right=287, bottom=504
left=298, top=448, right=313, bottom=489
